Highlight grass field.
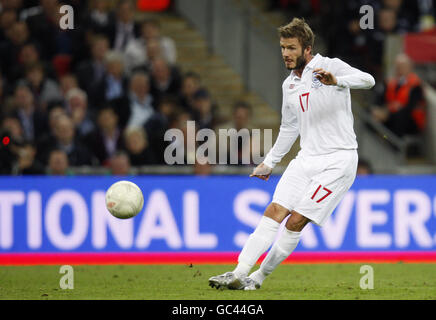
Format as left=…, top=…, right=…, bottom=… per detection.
left=0, top=263, right=435, bottom=300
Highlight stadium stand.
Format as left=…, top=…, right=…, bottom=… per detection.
left=0, top=0, right=435, bottom=175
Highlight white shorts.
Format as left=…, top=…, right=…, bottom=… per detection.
left=272, top=149, right=358, bottom=227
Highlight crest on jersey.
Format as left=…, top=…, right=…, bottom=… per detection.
left=289, top=84, right=295, bottom=89
left=312, top=73, right=323, bottom=88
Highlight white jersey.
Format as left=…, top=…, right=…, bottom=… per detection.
left=263, top=54, right=375, bottom=168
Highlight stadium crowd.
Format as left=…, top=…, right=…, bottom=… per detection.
left=0, top=0, right=434, bottom=175
left=0, top=0, right=231, bottom=175
left=269, top=0, right=435, bottom=81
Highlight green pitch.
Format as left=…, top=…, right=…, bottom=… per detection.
left=0, top=264, right=435, bottom=300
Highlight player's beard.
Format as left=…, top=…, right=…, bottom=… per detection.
left=287, top=52, right=306, bottom=71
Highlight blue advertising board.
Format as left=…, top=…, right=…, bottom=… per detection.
left=0, top=175, right=435, bottom=259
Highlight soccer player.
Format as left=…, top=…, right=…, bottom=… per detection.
left=209, top=18, right=375, bottom=290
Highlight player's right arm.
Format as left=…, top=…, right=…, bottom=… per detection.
left=251, top=85, right=299, bottom=180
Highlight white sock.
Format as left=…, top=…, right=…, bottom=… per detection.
left=250, top=228, right=301, bottom=285
left=233, top=216, right=280, bottom=278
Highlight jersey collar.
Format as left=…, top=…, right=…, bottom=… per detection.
left=305, top=53, right=322, bottom=70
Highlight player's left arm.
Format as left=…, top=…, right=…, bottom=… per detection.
left=314, top=58, right=375, bottom=90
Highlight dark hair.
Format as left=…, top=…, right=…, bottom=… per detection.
left=193, top=88, right=210, bottom=100
left=142, top=18, right=161, bottom=29
left=232, top=100, right=252, bottom=114
left=278, top=18, right=315, bottom=51
left=112, top=150, right=130, bottom=160
left=49, top=148, right=68, bottom=156
left=25, top=62, right=44, bottom=75
left=14, top=82, right=32, bottom=93
left=158, top=94, right=179, bottom=106
left=99, top=104, right=117, bottom=113
left=117, top=0, right=134, bottom=9
left=183, top=71, right=201, bottom=81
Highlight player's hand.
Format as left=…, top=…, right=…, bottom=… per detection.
left=313, top=68, right=337, bottom=86
left=250, top=163, right=272, bottom=181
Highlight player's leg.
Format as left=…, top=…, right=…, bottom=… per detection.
left=208, top=203, right=289, bottom=289
left=233, top=202, right=289, bottom=277
left=247, top=210, right=310, bottom=289
left=246, top=151, right=358, bottom=290
left=209, top=157, right=310, bottom=290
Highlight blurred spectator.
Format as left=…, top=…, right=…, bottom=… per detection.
left=45, top=103, right=67, bottom=138
left=32, top=103, right=66, bottom=166
left=231, top=100, right=253, bottom=131
left=331, top=17, right=370, bottom=72
left=367, top=8, right=401, bottom=81
left=85, top=106, right=124, bottom=166
left=65, top=88, right=95, bottom=137
left=81, top=0, right=112, bottom=35
left=110, top=150, right=131, bottom=175
left=125, top=18, right=177, bottom=70
left=179, top=71, right=201, bottom=116
left=128, top=37, right=165, bottom=72
left=37, top=114, right=93, bottom=165
left=0, top=9, right=17, bottom=43
left=9, top=42, right=57, bottom=83
left=357, top=158, right=373, bottom=175
left=142, top=19, right=176, bottom=62
left=12, top=84, right=48, bottom=142
left=217, top=100, right=255, bottom=166
left=112, top=71, right=155, bottom=128
left=75, top=34, right=109, bottom=104
left=404, top=0, right=436, bottom=31
left=19, top=63, right=63, bottom=111
left=145, top=95, right=178, bottom=163
left=0, top=72, right=10, bottom=110
left=372, top=53, right=426, bottom=137
left=267, top=0, right=314, bottom=17
left=0, top=114, right=24, bottom=174
left=1, top=114, right=25, bottom=145
left=381, top=0, right=411, bottom=30
left=59, top=73, right=79, bottom=98
left=108, top=0, right=140, bottom=52
left=128, top=37, right=162, bottom=72
left=123, top=126, right=157, bottom=165
left=25, top=0, right=73, bottom=59
left=47, top=148, right=71, bottom=175
left=98, top=50, right=128, bottom=103
left=191, top=88, right=219, bottom=130
left=167, top=109, right=194, bottom=164
left=0, top=114, right=26, bottom=172
left=0, top=0, right=23, bottom=11
left=149, top=57, right=181, bottom=105
left=0, top=21, right=31, bottom=80
left=33, top=104, right=66, bottom=157
left=194, top=156, right=213, bottom=176
left=11, top=142, right=45, bottom=175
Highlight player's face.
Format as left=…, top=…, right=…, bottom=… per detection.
left=280, top=37, right=306, bottom=71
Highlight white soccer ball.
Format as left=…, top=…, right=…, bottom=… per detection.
left=105, top=180, right=144, bottom=219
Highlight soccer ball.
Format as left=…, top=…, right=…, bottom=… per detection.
left=105, top=180, right=144, bottom=219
